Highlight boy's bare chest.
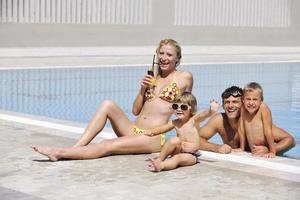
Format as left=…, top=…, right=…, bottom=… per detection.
left=244, top=115, right=265, bottom=144
left=176, top=121, right=198, bottom=137
left=244, top=115, right=263, bottom=135
left=177, top=121, right=193, bottom=132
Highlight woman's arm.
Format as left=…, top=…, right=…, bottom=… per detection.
left=132, top=87, right=147, bottom=116
left=132, top=74, right=153, bottom=116
left=181, top=71, right=193, bottom=92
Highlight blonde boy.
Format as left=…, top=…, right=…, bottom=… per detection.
left=144, top=92, right=219, bottom=172
left=240, top=82, right=276, bottom=158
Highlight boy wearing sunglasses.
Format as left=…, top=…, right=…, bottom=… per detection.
left=144, top=92, right=219, bottom=172
left=199, top=85, right=295, bottom=156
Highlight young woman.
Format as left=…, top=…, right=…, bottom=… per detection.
left=31, top=38, right=194, bottom=161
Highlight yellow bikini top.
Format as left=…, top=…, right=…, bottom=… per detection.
left=145, top=79, right=180, bottom=102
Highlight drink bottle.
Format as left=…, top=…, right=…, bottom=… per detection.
left=147, top=54, right=155, bottom=77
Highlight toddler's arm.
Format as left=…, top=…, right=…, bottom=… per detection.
left=194, top=99, right=219, bottom=123
left=144, top=121, right=174, bottom=137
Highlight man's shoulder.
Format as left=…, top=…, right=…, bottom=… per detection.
left=207, top=112, right=224, bottom=125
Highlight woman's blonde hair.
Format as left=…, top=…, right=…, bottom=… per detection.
left=156, top=38, right=182, bottom=66
left=175, top=91, right=197, bottom=114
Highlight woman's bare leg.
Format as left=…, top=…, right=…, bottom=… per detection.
left=74, top=100, right=134, bottom=147
left=31, top=145, right=62, bottom=161
left=32, top=134, right=162, bottom=161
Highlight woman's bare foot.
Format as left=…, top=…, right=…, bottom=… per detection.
left=148, top=158, right=163, bottom=172
left=30, top=145, right=61, bottom=161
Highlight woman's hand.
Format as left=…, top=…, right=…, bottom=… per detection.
left=141, top=74, right=155, bottom=88
left=133, top=74, right=154, bottom=116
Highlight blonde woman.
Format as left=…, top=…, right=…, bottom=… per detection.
left=31, top=39, right=194, bottom=161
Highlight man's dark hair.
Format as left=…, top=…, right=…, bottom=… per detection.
left=221, top=86, right=243, bottom=103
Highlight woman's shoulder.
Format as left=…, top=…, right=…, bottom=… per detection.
left=176, top=70, right=193, bottom=78
left=175, top=70, right=193, bottom=85
left=174, top=70, right=193, bottom=91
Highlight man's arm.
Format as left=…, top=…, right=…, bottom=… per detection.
left=274, top=134, right=296, bottom=154
left=233, top=113, right=246, bottom=151
left=199, top=114, right=232, bottom=154
left=253, top=125, right=296, bottom=155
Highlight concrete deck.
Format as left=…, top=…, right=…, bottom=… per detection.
left=0, top=46, right=300, bottom=199
left=0, top=119, right=300, bottom=200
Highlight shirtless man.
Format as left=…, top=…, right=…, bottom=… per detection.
left=199, top=85, right=295, bottom=155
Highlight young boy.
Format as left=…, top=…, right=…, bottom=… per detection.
left=239, top=82, right=276, bottom=158
left=200, top=85, right=295, bottom=155
left=144, top=92, right=219, bottom=172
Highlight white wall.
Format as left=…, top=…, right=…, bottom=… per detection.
left=0, top=0, right=299, bottom=46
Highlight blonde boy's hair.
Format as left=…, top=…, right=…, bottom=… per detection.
left=156, top=38, right=182, bottom=66
left=175, top=92, right=197, bottom=114
left=243, top=82, right=264, bottom=101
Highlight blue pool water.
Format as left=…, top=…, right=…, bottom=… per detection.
left=0, top=62, right=299, bottom=159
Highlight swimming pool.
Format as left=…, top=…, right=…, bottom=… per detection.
left=0, top=62, right=299, bottom=158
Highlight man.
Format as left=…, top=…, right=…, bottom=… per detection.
left=199, top=86, right=295, bottom=155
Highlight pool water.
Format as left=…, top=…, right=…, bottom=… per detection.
left=0, top=62, right=299, bottom=158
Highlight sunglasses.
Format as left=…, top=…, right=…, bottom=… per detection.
left=172, top=103, right=190, bottom=111
left=222, top=90, right=243, bottom=99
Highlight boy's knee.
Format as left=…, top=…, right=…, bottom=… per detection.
left=169, top=137, right=180, bottom=145
left=173, top=154, right=188, bottom=163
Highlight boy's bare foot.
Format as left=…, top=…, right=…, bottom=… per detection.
left=148, top=158, right=163, bottom=172
left=30, top=145, right=61, bottom=161
left=145, top=156, right=158, bottom=161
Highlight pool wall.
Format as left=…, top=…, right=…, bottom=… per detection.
left=0, top=62, right=299, bottom=159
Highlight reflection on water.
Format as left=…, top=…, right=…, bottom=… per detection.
left=0, top=62, right=299, bottom=158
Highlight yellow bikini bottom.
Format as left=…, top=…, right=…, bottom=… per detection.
left=133, top=126, right=166, bottom=146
